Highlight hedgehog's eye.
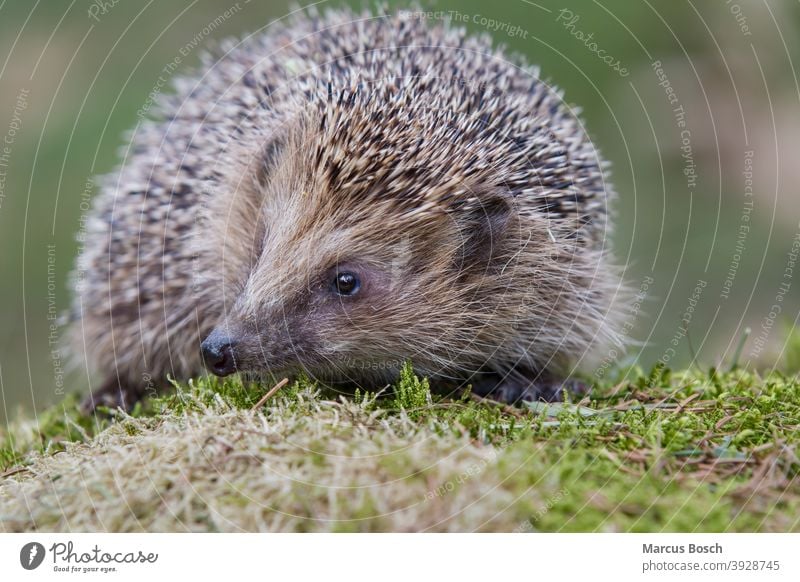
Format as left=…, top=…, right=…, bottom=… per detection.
left=333, top=271, right=360, bottom=296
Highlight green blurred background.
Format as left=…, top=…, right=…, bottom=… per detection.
left=1, top=0, right=799, bottom=423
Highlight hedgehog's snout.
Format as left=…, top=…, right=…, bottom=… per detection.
left=201, top=328, right=239, bottom=377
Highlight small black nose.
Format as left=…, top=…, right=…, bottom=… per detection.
left=201, top=330, right=238, bottom=377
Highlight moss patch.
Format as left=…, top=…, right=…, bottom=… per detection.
left=1, top=362, right=799, bottom=532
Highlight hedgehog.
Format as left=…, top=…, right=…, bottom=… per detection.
left=70, top=7, right=625, bottom=412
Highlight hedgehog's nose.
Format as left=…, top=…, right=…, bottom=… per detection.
left=201, top=330, right=238, bottom=377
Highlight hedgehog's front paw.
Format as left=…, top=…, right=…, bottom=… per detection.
left=470, top=372, right=588, bottom=405
left=80, top=377, right=146, bottom=415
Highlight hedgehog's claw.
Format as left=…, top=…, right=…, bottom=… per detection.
left=470, top=372, right=588, bottom=405
left=80, top=377, right=144, bottom=415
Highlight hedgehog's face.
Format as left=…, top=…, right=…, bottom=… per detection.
left=200, top=224, right=458, bottom=384
left=199, top=103, right=520, bottom=385
left=200, top=199, right=515, bottom=386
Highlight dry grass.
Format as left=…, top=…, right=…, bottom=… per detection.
left=0, top=385, right=524, bottom=531
left=1, top=362, right=799, bottom=532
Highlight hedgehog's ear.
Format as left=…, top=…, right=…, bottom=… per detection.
left=253, top=128, right=291, bottom=189
left=457, top=194, right=514, bottom=270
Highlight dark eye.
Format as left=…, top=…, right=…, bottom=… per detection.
left=333, top=271, right=360, bottom=296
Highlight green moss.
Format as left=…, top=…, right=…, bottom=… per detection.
left=392, top=361, right=431, bottom=415
left=1, top=393, right=110, bottom=472
left=2, top=362, right=799, bottom=531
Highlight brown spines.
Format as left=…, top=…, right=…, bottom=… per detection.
left=71, top=6, right=624, bottom=407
